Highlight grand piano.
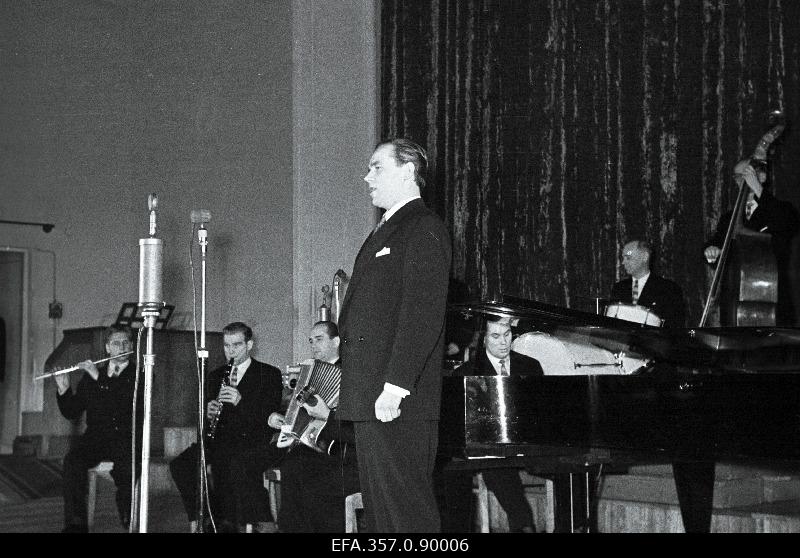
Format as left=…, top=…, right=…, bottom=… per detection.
left=438, top=296, right=800, bottom=532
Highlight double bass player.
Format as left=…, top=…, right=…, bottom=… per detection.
left=704, top=156, right=799, bottom=326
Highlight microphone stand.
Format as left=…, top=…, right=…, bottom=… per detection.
left=137, top=304, right=159, bottom=532
left=195, top=223, right=209, bottom=532
left=137, top=194, right=165, bottom=533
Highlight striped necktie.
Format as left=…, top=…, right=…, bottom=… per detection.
left=499, top=358, right=508, bottom=376
left=229, top=366, right=238, bottom=387
left=372, top=215, right=386, bottom=234
left=632, top=279, right=639, bottom=304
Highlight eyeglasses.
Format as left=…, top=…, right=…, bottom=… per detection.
left=109, top=340, right=131, bottom=347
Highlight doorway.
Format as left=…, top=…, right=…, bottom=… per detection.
left=0, top=249, right=27, bottom=454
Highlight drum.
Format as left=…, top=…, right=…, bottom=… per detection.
left=604, top=303, right=664, bottom=327
left=511, top=332, right=624, bottom=376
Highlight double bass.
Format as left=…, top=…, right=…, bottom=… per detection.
left=699, top=114, right=786, bottom=327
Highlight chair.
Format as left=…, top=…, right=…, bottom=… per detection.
left=473, top=473, right=491, bottom=533
left=86, top=461, right=114, bottom=530
left=263, top=467, right=281, bottom=523
left=344, top=492, right=363, bottom=533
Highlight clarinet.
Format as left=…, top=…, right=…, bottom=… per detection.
left=207, top=358, right=234, bottom=439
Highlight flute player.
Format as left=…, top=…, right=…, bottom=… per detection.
left=55, top=324, right=142, bottom=532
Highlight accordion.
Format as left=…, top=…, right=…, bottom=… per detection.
left=275, top=359, right=341, bottom=453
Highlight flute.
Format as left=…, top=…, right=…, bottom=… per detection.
left=34, top=351, right=135, bottom=380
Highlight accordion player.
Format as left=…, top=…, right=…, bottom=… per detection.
left=269, top=358, right=341, bottom=453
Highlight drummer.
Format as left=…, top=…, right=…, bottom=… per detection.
left=610, top=239, right=686, bottom=328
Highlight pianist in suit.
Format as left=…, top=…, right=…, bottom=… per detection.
left=610, top=239, right=686, bottom=328
left=55, top=324, right=142, bottom=533
left=437, top=317, right=543, bottom=533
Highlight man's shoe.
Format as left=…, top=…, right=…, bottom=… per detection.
left=253, top=521, right=278, bottom=533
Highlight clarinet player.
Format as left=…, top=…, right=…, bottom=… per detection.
left=169, top=322, right=285, bottom=532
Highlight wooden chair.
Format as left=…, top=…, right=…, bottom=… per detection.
left=263, top=467, right=281, bottom=524
left=344, top=492, right=363, bottom=533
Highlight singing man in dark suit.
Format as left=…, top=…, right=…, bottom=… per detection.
left=337, top=138, right=452, bottom=532
left=610, top=239, right=686, bottom=328
left=438, top=317, right=543, bottom=532
left=169, top=321, right=284, bottom=533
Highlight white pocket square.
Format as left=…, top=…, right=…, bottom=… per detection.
left=375, top=246, right=391, bottom=257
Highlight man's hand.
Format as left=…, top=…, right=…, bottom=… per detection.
left=704, top=245, right=721, bottom=264
left=54, top=372, right=70, bottom=395
left=734, top=160, right=764, bottom=198
left=217, top=385, right=242, bottom=406
left=206, top=400, right=221, bottom=421
left=78, top=359, right=99, bottom=381
left=302, top=397, right=331, bottom=420
left=374, top=389, right=402, bottom=422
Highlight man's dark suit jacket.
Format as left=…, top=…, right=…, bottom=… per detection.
left=706, top=189, right=800, bottom=326
left=209, top=358, right=283, bottom=450
left=610, top=274, right=686, bottom=328
left=338, top=198, right=452, bottom=422
left=456, top=348, right=544, bottom=377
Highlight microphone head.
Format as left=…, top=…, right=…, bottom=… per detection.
left=190, top=209, right=212, bottom=224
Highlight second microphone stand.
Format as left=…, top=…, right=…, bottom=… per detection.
left=195, top=223, right=210, bottom=532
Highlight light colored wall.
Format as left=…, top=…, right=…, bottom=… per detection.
left=0, top=0, right=377, bottom=446
left=291, top=0, right=379, bottom=361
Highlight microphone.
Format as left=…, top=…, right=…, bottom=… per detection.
left=139, top=194, right=163, bottom=311
left=191, top=209, right=211, bottom=256
left=190, top=209, right=211, bottom=224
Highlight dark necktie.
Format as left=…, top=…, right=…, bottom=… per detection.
left=230, top=366, right=238, bottom=387
left=632, top=279, right=639, bottom=304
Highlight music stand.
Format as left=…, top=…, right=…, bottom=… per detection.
left=116, top=302, right=174, bottom=330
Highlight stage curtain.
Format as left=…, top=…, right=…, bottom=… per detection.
left=380, top=0, right=800, bottom=324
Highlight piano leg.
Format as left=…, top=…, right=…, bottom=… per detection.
left=672, top=461, right=715, bottom=533
left=550, top=467, right=601, bottom=533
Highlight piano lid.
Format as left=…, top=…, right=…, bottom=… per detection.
left=449, top=296, right=800, bottom=373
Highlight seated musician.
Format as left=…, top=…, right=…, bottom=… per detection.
left=704, top=158, right=799, bottom=326
left=55, top=324, right=141, bottom=532
left=436, top=317, right=542, bottom=533
left=610, top=239, right=685, bottom=328
left=270, top=320, right=360, bottom=532
left=169, top=322, right=285, bottom=533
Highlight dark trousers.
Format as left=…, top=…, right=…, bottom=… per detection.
left=62, top=434, right=139, bottom=529
left=278, top=443, right=360, bottom=532
left=353, top=420, right=440, bottom=533
left=435, top=464, right=533, bottom=532
left=673, top=462, right=716, bottom=533
left=169, top=441, right=280, bottom=526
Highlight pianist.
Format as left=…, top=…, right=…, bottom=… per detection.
left=437, top=317, right=542, bottom=533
